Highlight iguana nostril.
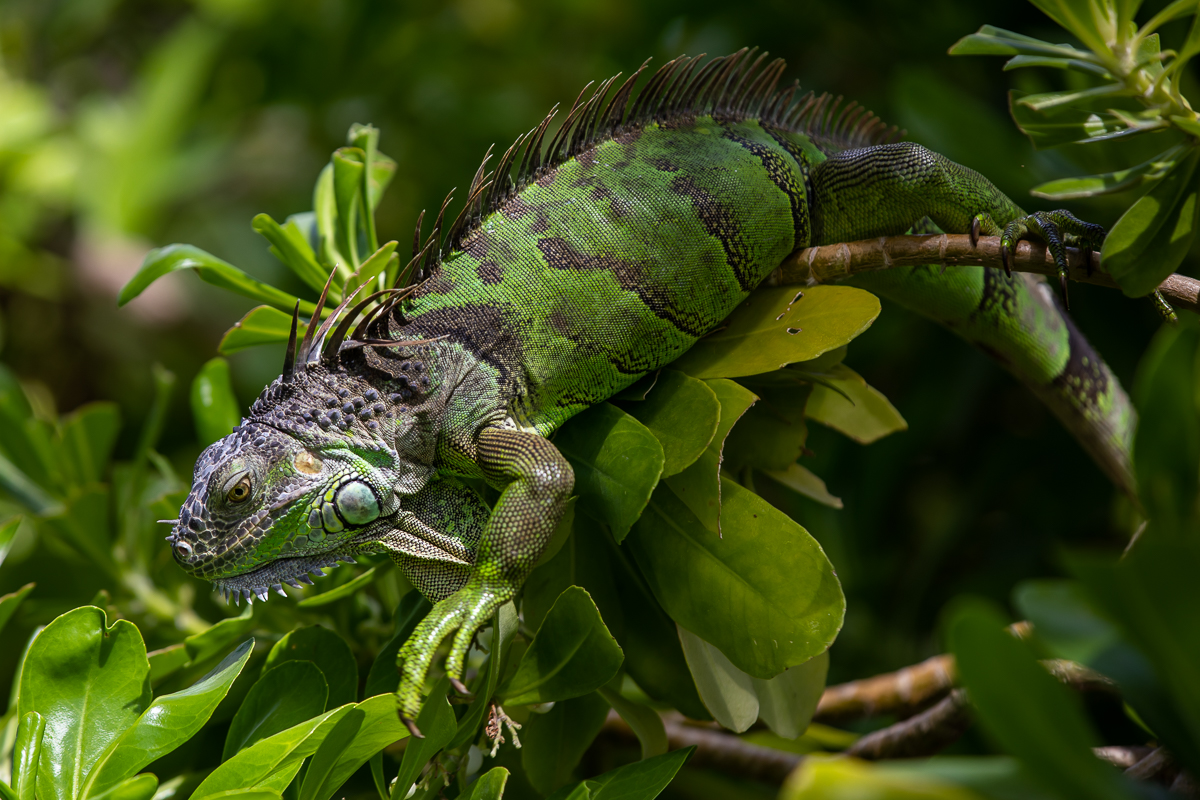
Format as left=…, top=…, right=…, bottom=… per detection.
left=174, top=540, right=194, bottom=560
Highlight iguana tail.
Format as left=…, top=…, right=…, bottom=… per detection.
left=847, top=265, right=1137, bottom=496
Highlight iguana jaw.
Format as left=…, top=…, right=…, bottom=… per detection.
left=210, top=546, right=361, bottom=604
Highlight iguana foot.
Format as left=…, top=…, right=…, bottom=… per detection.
left=999, top=210, right=1106, bottom=310
left=395, top=582, right=509, bottom=719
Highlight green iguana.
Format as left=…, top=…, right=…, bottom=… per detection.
left=163, top=50, right=1132, bottom=725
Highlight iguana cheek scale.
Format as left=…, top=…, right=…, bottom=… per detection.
left=164, top=50, right=1132, bottom=723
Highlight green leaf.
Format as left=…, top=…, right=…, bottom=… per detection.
left=364, top=592, right=431, bottom=698
left=317, top=694, right=410, bottom=799
left=120, top=244, right=315, bottom=315
left=13, top=712, right=44, bottom=800
left=0, top=582, right=34, bottom=639
left=296, top=564, right=388, bottom=608
left=672, top=286, right=879, bottom=379
left=1031, top=145, right=1187, bottom=199
left=553, top=403, right=664, bottom=541
left=803, top=364, right=907, bottom=444
left=1015, top=84, right=1128, bottom=113
left=17, top=606, right=151, bottom=800
left=1130, top=318, right=1200, bottom=536
left=0, top=517, right=24, bottom=571
left=1012, top=580, right=1119, bottom=666
left=1024, top=0, right=1113, bottom=55
left=332, top=147, right=366, bottom=268
left=57, top=403, right=119, bottom=487
left=219, top=306, right=295, bottom=354
left=313, top=164, right=347, bottom=276
left=83, top=641, right=252, bottom=797
left=223, top=661, right=328, bottom=761
left=252, top=213, right=330, bottom=295
left=1070, top=540, right=1200, bottom=775
left=662, top=379, right=757, bottom=532
left=949, top=24, right=1096, bottom=60
left=460, top=768, right=509, bottom=800
left=948, top=600, right=1135, bottom=800
left=147, top=644, right=190, bottom=686
left=1002, top=55, right=1112, bottom=76
left=722, top=382, right=811, bottom=473
left=628, top=477, right=844, bottom=679
left=191, top=707, right=348, bottom=799
left=620, top=370, right=719, bottom=477
left=389, top=678, right=455, bottom=800
left=184, top=792, right=280, bottom=800
left=298, top=707, right=364, bottom=800
left=0, top=779, right=16, bottom=800
left=753, top=650, right=828, bottom=740
left=522, top=692, right=611, bottom=795
left=677, top=625, right=759, bottom=732
left=1102, top=148, right=1200, bottom=297
left=762, top=463, right=843, bottom=509
left=191, top=358, right=241, bottom=447
left=345, top=241, right=398, bottom=299
left=184, top=605, right=254, bottom=664
left=497, top=587, right=624, bottom=705
left=1008, top=90, right=1155, bottom=149
left=597, top=684, right=666, bottom=759
left=85, top=774, right=157, bottom=800
left=264, top=625, right=358, bottom=709
left=781, top=756, right=994, bottom=800
left=547, top=747, right=694, bottom=800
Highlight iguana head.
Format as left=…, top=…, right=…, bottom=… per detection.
left=168, top=359, right=438, bottom=603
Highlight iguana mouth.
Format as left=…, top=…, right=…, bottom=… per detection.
left=212, top=549, right=363, bottom=604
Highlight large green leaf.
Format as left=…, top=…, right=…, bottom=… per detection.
left=947, top=600, right=1135, bottom=800
left=223, top=661, right=328, bottom=760
left=17, top=606, right=151, bottom=800
left=119, top=244, right=316, bottom=315
left=546, top=747, right=694, bottom=800
left=676, top=625, right=758, bottom=732
left=317, top=694, right=409, bottom=799
left=722, top=383, right=811, bottom=473
left=803, top=364, right=907, bottom=444
left=672, top=286, right=879, bottom=379
left=389, top=679, right=455, bottom=800
left=264, top=625, right=358, bottom=709
left=620, top=370, right=720, bottom=477
left=1102, top=148, right=1200, bottom=297
left=1130, top=318, right=1200, bottom=538
left=460, top=768, right=509, bottom=800
left=1070, top=540, right=1200, bottom=775
left=497, top=587, right=624, bottom=705
left=949, top=24, right=1096, bottom=60
left=522, top=692, right=611, bottom=796
left=219, top=306, right=294, bottom=354
left=628, top=477, right=843, bottom=679
left=297, top=707, right=363, bottom=800
left=553, top=403, right=664, bottom=541
left=190, top=358, right=240, bottom=447
left=82, top=641, right=254, bottom=799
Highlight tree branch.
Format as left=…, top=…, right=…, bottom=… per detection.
left=844, top=688, right=972, bottom=760
left=773, top=233, right=1200, bottom=314
left=814, top=654, right=956, bottom=725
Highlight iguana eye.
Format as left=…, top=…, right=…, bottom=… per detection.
left=227, top=475, right=252, bottom=504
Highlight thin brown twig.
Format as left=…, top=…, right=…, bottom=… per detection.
left=814, top=654, right=955, bottom=725
left=773, top=233, right=1200, bottom=314
left=845, top=688, right=972, bottom=760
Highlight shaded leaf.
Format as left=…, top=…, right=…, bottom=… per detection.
left=672, top=286, right=879, bottom=379
left=296, top=564, right=388, bottom=608
left=498, top=587, right=623, bottom=706
left=190, top=358, right=240, bottom=447
left=319, top=694, right=410, bottom=800
left=389, top=678, right=455, bottom=800
left=1032, top=145, right=1186, bottom=199
left=620, top=370, right=719, bottom=477
left=1012, top=580, right=1119, bottom=666
left=753, top=650, right=829, bottom=740
left=0, top=582, right=34, bottom=639
left=1008, top=90, right=1153, bottom=149
left=297, top=707, right=363, bottom=800
left=948, top=600, right=1135, bottom=800
left=265, top=625, right=358, bottom=709
left=677, top=626, right=758, bottom=732
left=598, top=684, right=666, bottom=759
left=628, top=477, right=843, bottom=679
left=252, top=213, right=329, bottom=295
left=522, top=692, right=611, bottom=795
left=762, top=463, right=843, bottom=509
left=57, top=403, right=119, bottom=487
left=364, top=592, right=431, bottom=698
left=949, top=24, right=1095, bottom=60
left=722, top=383, right=811, bottom=473
left=184, top=605, right=254, bottom=664
left=803, top=364, right=907, bottom=444
left=448, top=601, right=518, bottom=750
left=547, top=747, right=694, bottom=800
left=460, top=768, right=509, bottom=800
left=554, top=403, right=664, bottom=541
left=223, top=661, right=327, bottom=761
left=147, top=644, right=190, bottom=686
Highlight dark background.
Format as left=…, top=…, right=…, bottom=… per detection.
left=0, top=0, right=1180, bottom=684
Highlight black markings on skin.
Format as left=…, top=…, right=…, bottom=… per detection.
left=668, top=175, right=757, bottom=291
left=649, top=158, right=680, bottom=172
left=976, top=267, right=1019, bottom=319
left=477, top=260, right=503, bottom=285
left=536, top=237, right=709, bottom=336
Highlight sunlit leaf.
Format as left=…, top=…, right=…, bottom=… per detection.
left=460, top=768, right=509, bottom=800
left=1103, top=149, right=1200, bottom=296
left=803, top=364, right=907, bottom=444
left=13, top=712, right=44, bottom=800
left=672, top=286, right=879, bottom=379
left=389, top=679, right=454, bottom=800
left=219, top=306, right=293, bottom=354
left=498, top=587, right=623, bottom=705
left=252, top=213, right=330, bottom=295
left=546, top=748, right=694, bottom=800
left=781, top=756, right=991, bottom=800
left=190, top=358, right=240, bottom=446
left=948, top=24, right=1095, bottom=60
left=554, top=403, right=664, bottom=541
left=297, top=708, right=363, bottom=800
left=318, top=694, right=409, bottom=798
left=629, top=477, right=843, bottom=679
left=85, top=774, right=157, bottom=800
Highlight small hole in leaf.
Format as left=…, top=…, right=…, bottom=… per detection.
left=786, top=327, right=802, bottom=335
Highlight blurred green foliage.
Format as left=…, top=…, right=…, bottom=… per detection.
left=2, top=0, right=1200, bottom=798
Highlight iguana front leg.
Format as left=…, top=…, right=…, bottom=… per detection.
left=395, top=426, right=574, bottom=722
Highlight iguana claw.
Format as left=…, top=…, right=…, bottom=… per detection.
left=1000, top=209, right=1106, bottom=311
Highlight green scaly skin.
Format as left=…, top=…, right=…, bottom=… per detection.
left=164, top=51, right=1134, bottom=725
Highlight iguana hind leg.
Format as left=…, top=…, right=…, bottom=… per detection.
left=395, top=426, right=573, bottom=721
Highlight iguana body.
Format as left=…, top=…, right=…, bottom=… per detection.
left=166, top=51, right=1132, bottom=721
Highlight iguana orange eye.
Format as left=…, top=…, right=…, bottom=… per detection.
left=227, top=476, right=252, bottom=503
